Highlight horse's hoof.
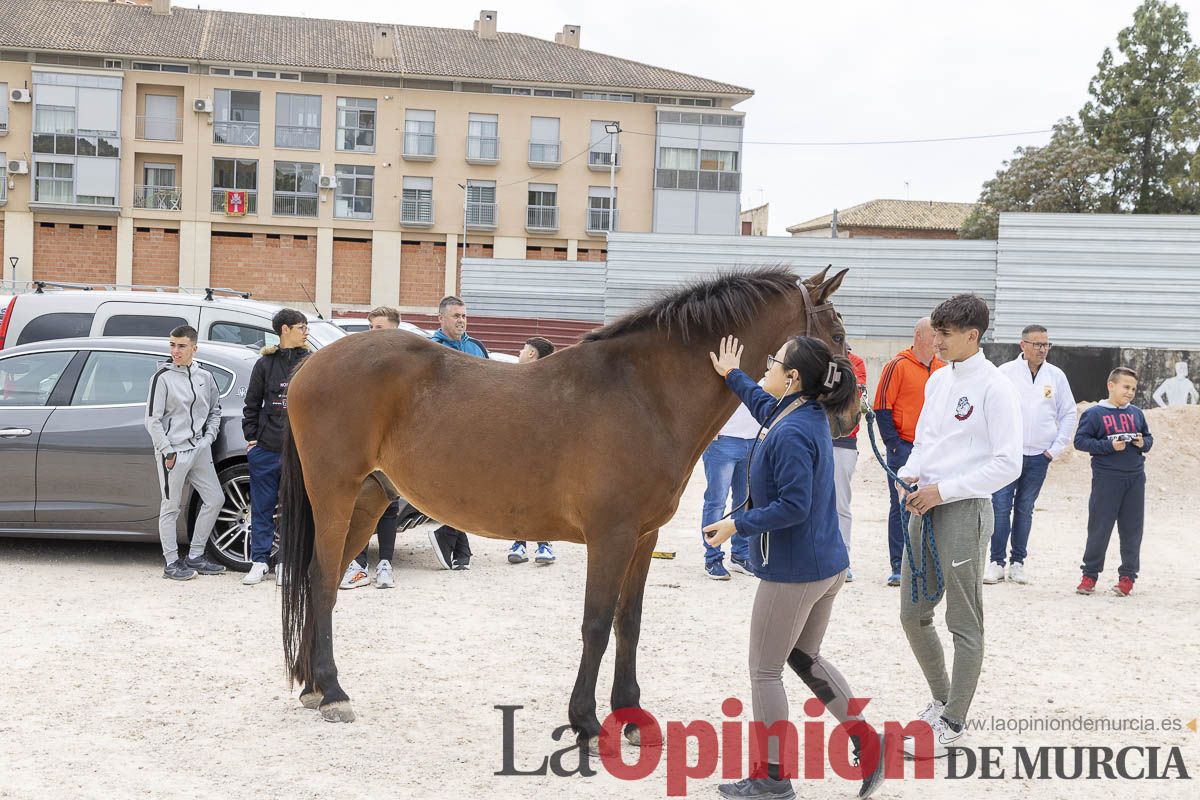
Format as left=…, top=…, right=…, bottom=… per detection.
left=624, top=725, right=640, bottom=746
left=320, top=701, right=356, bottom=723
left=582, top=736, right=601, bottom=758
left=299, top=691, right=323, bottom=709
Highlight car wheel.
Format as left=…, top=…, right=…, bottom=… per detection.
left=197, top=462, right=278, bottom=571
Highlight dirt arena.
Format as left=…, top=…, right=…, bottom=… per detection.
left=2, top=405, right=1197, bottom=800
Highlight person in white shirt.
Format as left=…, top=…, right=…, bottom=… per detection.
left=699, top=402, right=760, bottom=580
left=986, top=325, right=1077, bottom=585
left=895, top=294, right=1021, bottom=759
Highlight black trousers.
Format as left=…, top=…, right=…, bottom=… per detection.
left=435, top=524, right=473, bottom=559
left=1081, top=471, right=1145, bottom=581
left=356, top=500, right=401, bottom=565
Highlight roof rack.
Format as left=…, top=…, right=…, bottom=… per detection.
left=28, top=281, right=252, bottom=300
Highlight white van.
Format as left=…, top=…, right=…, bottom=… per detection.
left=0, top=288, right=345, bottom=351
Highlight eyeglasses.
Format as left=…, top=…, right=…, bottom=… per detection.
left=766, top=354, right=784, bottom=370
left=1021, top=340, right=1051, bottom=350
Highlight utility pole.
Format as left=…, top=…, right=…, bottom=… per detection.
left=605, top=121, right=621, bottom=231
left=457, top=182, right=467, bottom=277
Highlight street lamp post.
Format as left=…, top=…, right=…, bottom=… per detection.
left=604, top=121, right=621, bottom=232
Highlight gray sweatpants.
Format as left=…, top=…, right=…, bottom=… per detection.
left=155, top=445, right=223, bottom=564
left=899, top=497, right=991, bottom=725
left=748, top=571, right=858, bottom=765
left=831, top=446, right=857, bottom=552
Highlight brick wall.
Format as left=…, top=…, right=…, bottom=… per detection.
left=845, top=226, right=960, bottom=240
left=132, top=227, right=180, bottom=288
left=33, top=222, right=117, bottom=284
left=525, top=246, right=568, bottom=261
left=577, top=248, right=607, bottom=262
left=332, top=237, right=372, bottom=305
left=210, top=231, right=316, bottom=302
left=398, top=240, right=447, bottom=308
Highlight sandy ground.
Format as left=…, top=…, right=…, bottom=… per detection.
left=1, top=406, right=1197, bottom=800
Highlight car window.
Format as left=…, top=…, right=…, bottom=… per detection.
left=339, top=322, right=369, bottom=333
left=198, top=362, right=236, bottom=396
left=102, top=314, right=188, bottom=338
left=71, top=351, right=162, bottom=406
left=0, top=351, right=75, bottom=406
left=210, top=321, right=277, bottom=349
left=307, top=320, right=346, bottom=348
left=15, top=313, right=95, bottom=346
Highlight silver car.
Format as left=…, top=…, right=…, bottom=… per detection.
left=0, top=337, right=265, bottom=569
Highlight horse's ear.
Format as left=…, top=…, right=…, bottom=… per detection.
left=803, top=264, right=832, bottom=288
left=814, top=267, right=849, bottom=304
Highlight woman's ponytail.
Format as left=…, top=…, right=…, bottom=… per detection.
left=782, top=337, right=861, bottom=436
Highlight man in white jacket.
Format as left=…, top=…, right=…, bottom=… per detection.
left=896, top=294, right=1021, bottom=758
left=986, top=325, right=1077, bottom=585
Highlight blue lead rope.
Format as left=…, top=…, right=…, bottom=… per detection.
left=863, top=409, right=945, bottom=603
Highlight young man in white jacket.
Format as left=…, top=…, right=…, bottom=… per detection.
left=986, top=325, right=1077, bottom=585
left=896, top=294, right=1021, bottom=758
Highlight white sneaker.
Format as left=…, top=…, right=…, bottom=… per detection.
left=917, top=698, right=946, bottom=725
left=374, top=559, right=395, bottom=589
left=242, top=561, right=269, bottom=585
left=1008, top=561, right=1029, bottom=584
left=903, top=715, right=964, bottom=759
left=982, top=561, right=1005, bottom=584
left=339, top=561, right=369, bottom=590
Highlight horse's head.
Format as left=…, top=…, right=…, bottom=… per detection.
left=793, top=266, right=860, bottom=438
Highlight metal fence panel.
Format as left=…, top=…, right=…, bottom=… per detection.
left=996, top=213, right=1200, bottom=348
left=459, top=258, right=605, bottom=321
left=604, top=232, right=997, bottom=338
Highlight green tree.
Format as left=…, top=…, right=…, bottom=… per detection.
left=1080, top=0, right=1200, bottom=212
left=960, top=119, right=1115, bottom=239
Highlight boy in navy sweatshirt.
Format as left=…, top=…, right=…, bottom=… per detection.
left=1073, top=367, right=1153, bottom=597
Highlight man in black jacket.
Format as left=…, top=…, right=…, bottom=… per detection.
left=241, top=308, right=311, bottom=585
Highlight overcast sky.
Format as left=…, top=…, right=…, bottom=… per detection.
left=204, top=0, right=1195, bottom=234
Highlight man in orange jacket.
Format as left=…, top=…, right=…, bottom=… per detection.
left=873, top=317, right=945, bottom=585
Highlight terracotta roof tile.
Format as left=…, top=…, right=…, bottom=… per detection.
left=787, top=199, right=976, bottom=233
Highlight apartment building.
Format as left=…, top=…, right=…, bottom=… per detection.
left=0, top=0, right=752, bottom=312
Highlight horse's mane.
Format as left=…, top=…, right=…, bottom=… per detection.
left=583, top=266, right=801, bottom=344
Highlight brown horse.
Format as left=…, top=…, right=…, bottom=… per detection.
left=278, top=265, right=851, bottom=747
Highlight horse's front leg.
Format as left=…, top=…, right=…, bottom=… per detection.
left=611, top=529, right=658, bottom=746
left=569, top=528, right=637, bottom=750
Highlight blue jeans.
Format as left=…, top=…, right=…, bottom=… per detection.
left=885, top=440, right=913, bottom=573
left=247, top=445, right=282, bottom=564
left=700, top=436, right=753, bottom=565
left=990, top=453, right=1051, bottom=565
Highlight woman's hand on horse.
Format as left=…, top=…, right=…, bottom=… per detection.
left=710, top=335, right=744, bottom=377
left=703, top=518, right=736, bottom=547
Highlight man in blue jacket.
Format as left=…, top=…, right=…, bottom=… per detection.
left=428, top=295, right=489, bottom=569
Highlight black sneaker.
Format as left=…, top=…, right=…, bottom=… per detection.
left=853, top=731, right=888, bottom=798
left=163, top=559, right=198, bottom=581
left=718, top=776, right=795, bottom=799
left=428, top=528, right=454, bottom=570
left=451, top=555, right=471, bottom=571
left=185, top=554, right=227, bottom=575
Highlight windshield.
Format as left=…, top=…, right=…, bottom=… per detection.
left=306, top=320, right=347, bottom=349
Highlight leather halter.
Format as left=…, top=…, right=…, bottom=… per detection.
left=798, top=278, right=837, bottom=338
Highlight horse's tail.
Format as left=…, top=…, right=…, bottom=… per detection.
left=279, top=421, right=315, bottom=690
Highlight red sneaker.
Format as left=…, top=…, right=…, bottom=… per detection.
left=1076, top=576, right=1096, bottom=595
left=1112, top=577, right=1134, bottom=597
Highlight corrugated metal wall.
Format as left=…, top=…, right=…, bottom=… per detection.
left=996, top=213, right=1200, bottom=348
left=604, top=232, right=997, bottom=338
left=459, top=258, right=604, bottom=322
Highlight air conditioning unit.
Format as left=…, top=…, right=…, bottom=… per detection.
left=193, top=98, right=213, bottom=113
left=10, top=88, right=31, bottom=104
left=8, top=159, right=29, bottom=175
left=318, top=175, right=336, bottom=190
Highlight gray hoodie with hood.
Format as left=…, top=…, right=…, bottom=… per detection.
left=144, top=360, right=222, bottom=456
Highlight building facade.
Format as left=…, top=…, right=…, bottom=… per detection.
left=0, top=1, right=751, bottom=311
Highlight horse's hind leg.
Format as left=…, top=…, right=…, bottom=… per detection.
left=308, top=479, right=389, bottom=723
left=611, top=529, right=658, bottom=746
left=569, top=528, right=637, bottom=750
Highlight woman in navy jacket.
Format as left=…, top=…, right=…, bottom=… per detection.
left=704, top=335, right=885, bottom=800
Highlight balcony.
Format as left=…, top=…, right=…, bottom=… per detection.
left=133, top=185, right=182, bottom=211
left=136, top=115, right=183, bottom=142
left=401, top=198, right=434, bottom=226
left=525, top=205, right=559, bottom=232
left=210, top=188, right=258, bottom=215
left=588, top=144, right=621, bottom=171
left=465, top=201, right=497, bottom=229
left=527, top=140, right=561, bottom=167
left=275, top=125, right=321, bottom=150
left=272, top=193, right=318, bottom=217
left=402, top=132, right=437, bottom=161
left=466, top=136, right=500, bottom=164
left=586, top=208, right=618, bottom=234
left=213, top=121, right=260, bottom=146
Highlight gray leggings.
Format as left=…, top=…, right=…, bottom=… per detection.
left=748, top=570, right=857, bottom=765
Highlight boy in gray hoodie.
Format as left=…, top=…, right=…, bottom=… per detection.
left=144, top=325, right=227, bottom=580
